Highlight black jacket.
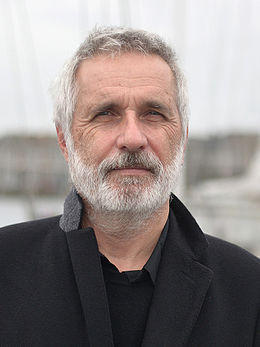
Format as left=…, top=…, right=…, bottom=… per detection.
left=0, top=196, right=259, bottom=346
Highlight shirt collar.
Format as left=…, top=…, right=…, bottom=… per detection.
left=143, top=217, right=169, bottom=284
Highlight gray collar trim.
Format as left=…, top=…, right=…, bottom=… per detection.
left=59, top=188, right=83, bottom=232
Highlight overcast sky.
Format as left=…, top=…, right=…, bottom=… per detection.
left=1, top=0, right=260, bottom=137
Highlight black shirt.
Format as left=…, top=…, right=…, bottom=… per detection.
left=101, top=218, right=169, bottom=346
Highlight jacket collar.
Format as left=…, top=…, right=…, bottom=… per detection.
left=61, top=189, right=114, bottom=346
left=59, top=188, right=83, bottom=232
left=142, top=194, right=213, bottom=347
left=169, top=194, right=209, bottom=261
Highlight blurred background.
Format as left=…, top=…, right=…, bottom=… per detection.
left=0, top=0, right=259, bottom=256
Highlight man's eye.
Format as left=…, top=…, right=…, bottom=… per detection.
left=146, top=110, right=164, bottom=119
left=95, top=111, right=112, bottom=117
left=149, top=111, right=161, bottom=116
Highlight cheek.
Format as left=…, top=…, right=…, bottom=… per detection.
left=73, top=127, right=117, bottom=165
left=149, top=125, right=182, bottom=164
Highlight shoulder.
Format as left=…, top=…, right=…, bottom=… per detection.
left=204, top=234, right=260, bottom=289
left=205, top=233, right=260, bottom=267
left=0, top=215, right=62, bottom=235
left=0, top=216, right=63, bottom=253
left=0, top=216, right=69, bottom=287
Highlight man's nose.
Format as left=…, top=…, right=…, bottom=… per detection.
left=116, top=112, right=148, bottom=152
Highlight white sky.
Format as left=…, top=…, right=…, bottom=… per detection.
left=0, top=0, right=260, bottom=137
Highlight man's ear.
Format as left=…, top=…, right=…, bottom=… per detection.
left=56, top=126, right=69, bottom=162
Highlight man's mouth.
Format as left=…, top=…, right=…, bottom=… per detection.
left=99, top=152, right=161, bottom=179
left=111, top=166, right=153, bottom=175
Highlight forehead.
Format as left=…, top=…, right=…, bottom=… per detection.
left=75, top=53, right=176, bottom=100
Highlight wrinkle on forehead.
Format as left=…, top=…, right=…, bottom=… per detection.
left=77, top=85, right=178, bottom=118
left=76, top=52, right=176, bottom=90
left=75, top=53, right=179, bottom=116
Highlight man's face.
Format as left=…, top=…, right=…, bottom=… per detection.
left=66, top=53, right=184, bottom=213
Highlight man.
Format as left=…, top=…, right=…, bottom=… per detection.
left=0, top=26, right=259, bottom=346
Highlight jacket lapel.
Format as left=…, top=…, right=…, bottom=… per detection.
left=142, top=197, right=213, bottom=347
left=65, top=228, right=114, bottom=347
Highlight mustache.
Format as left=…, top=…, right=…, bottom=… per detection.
left=98, top=152, right=163, bottom=177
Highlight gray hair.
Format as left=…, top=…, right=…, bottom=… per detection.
left=51, top=26, right=189, bottom=143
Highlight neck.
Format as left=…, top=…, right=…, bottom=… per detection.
left=81, top=201, right=169, bottom=272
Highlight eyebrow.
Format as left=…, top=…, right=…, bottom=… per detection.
left=91, top=100, right=169, bottom=110
left=141, top=101, right=171, bottom=113
left=89, top=102, right=118, bottom=115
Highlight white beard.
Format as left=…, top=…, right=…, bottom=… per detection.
left=67, top=142, right=184, bottom=216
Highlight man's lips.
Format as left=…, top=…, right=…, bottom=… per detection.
left=110, top=167, right=152, bottom=175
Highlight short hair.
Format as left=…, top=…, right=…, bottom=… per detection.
left=51, top=26, right=189, bottom=142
